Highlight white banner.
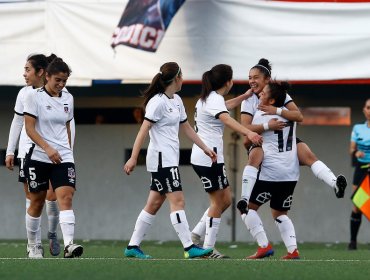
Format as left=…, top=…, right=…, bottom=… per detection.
left=1, top=0, right=370, bottom=85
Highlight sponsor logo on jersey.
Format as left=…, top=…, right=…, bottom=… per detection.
left=29, top=181, right=37, bottom=189
left=46, top=105, right=52, bottom=110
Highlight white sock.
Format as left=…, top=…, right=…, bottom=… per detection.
left=241, top=210, right=269, bottom=248
left=191, top=208, right=208, bottom=238
left=203, top=216, right=221, bottom=249
left=241, top=166, right=258, bottom=200
left=128, top=210, right=156, bottom=247
left=170, top=210, right=193, bottom=248
left=59, top=210, right=75, bottom=247
left=26, top=199, right=42, bottom=245
left=275, top=215, right=297, bottom=253
left=46, top=200, right=59, bottom=233
left=26, top=198, right=31, bottom=210
left=311, top=160, right=336, bottom=188
left=26, top=213, right=41, bottom=246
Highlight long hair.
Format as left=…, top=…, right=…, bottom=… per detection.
left=200, top=64, right=232, bottom=102
left=142, top=62, right=181, bottom=107
left=267, top=80, right=290, bottom=107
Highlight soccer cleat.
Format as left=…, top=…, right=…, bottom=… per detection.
left=191, top=232, right=201, bottom=246
left=236, top=198, right=249, bottom=215
left=64, top=243, right=83, bottom=258
left=48, top=232, right=61, bottom=256
left=206, top=248, right=230, bottom=259
left=184, top=245, right=213, bottom=259
left=334, top=175, right=347, bottom=198
left=281, top=249, right=300, bottom=260
left=27, top=244, right=44, bottom=259
left=124, top=247, right=152, bottom=259
left=246, top=243, right=274, bottom=259
left=348, top=241, right=357, bottom=250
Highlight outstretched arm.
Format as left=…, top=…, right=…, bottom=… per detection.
left=225, top=89, right=253, bottom=111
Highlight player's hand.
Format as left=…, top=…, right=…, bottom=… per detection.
left=268, top=118, right=285, bottom=131
left=204, top=148, right=217, bottom=163
left=124, top=158, right=137, bottom=175
left=5, top=155, right=15, bottom=171
left=258, top=104, right=278, bottom=115
left=45, top=146, right=62, bottom=164
left=243, top=89, right=254, bottom=99
left=355, top=150, right=365, bottom=159
left=247, top=131, right=263, bottom=146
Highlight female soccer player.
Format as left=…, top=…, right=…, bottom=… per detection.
left=5, top=54, right=61, bottom=257
left=24, top=57, right=82, bottom=258
left=241, top=80, right=300, bottom=259
left=238, top=58, right=347, bottom=214
left=123, top=62, right=217, bottom=259
left=190, top=64, right=262, bottom=258
left=348, top=98, right=370, bottom=250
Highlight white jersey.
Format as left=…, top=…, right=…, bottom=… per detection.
left=24, top=87, right=74, bottom=164
left=191, top=91, right=228, bottom=166
left=252, top=110, right=299, bottom=181
left=144, top=93, right=187, bottom=172
left=241, top=93, right=293, bottom=116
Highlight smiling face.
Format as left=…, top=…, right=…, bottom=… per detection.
left=23, top=61, right=44, bottom=87
left=259, top=84, right=274, bottom=106
left=45, top=72, right=69, bottom=96
left=248, top=68, right=270, bottom=96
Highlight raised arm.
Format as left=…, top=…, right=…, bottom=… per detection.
left=124, top=120, right=152, bottom=175
left=225, top=89, right=253, bottom=111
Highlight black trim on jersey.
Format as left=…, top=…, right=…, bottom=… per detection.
left=284, top=100, right=293, bottom=106
left=241, top=112, right=253, bottom=117
left=163, top=93, right=173, bottom=99
left=14, top=110, right=24, bottom=116
left=144, top=117, right=156, bottom=123
left=67, top=117, right=74, bottom=123
left=180, top=118, right=187, bottom=124
left=24, top=112, right=37, bottom=119
left=158, top=152, right=162, bottom=168
left=215, top=111, right=229, bottom=119
left=43, top=86, right=62, bottom=98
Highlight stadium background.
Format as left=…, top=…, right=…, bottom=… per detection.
left=0, top=0, right=369, bottom=243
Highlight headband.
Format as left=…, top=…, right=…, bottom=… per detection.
left=164, top=66, right=181, bottom=83
left=255, top=64, right=271, bottom=75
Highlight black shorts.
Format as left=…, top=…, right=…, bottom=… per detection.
left=24, top=159, right=76, bottom=193
left=353, top=162, right=369, bottom=186
left=250, top=180, right=297, bottom=211
left=18, top=158, right=26, bottom=183
left=150, top=166, right=182, bottom=195
left=192, top=163, right=229, bottom=193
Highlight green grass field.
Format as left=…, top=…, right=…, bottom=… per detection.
left=1, top=240, right=370, bottom=280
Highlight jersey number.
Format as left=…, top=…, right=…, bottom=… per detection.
left=170, top=167, right=179, bottom=180
left=274, top=121, right=294, bottom=152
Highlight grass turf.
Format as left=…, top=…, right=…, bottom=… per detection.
left=1, top=240, right=370, bottom=280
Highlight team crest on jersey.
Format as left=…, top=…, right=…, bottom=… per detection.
left=64, top=106, right=69, bottom=113
left=46, top=105, right=52, bottom=110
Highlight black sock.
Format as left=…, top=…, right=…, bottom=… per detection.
left=350, top=211, right=362, bottom=242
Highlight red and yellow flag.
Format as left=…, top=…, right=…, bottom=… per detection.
left=352, top=171, right=370, bottom=220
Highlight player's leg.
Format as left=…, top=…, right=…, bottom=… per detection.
left=45, top=183, right=60, bottom=256
left=238, top=146, right=263, bottom=213
left=125, top=190, right=165, bottom=259
left=297, top=141, right=347, bottom=198
left=191, top=208, right=208, bottom=245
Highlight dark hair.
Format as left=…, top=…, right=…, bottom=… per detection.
left=200, top=64, right=233, bottom=102
left=267, top=80, right=290, bottom=107
left=142, top=62, right=181, bottom=107
left=251, top=58, right=272, bottom=78
left=46, top=57, right=71, bottom=77
left=27, top=53, right=57, bottom=73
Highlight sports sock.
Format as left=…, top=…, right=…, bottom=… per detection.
left=59, top=210, right=75, bottom=247
left=191, top=208, right=208, bottom=238
left=26, top=199, right=42, bottom=245
left=46, top=200, right=59, bottom=234
left=350, top=211, right=362, bottom=242
left=311, top=160, right=336, bottom=188
left=170, top=210, right=193, bottom=248
left=241, top=210, right=269, bottom=248
left=128, top=210, right=156, bottom=247
left=203, top=216, right=221, bottom=249
left=241, top=165, right=258, bottom=200
left=26, top=213, right=41, bottom=246
left=275, top=215, right=297, bottom=253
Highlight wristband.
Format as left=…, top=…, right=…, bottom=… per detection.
left=276, top=108, right=282, bottom=116
left=263, top=123, right=269, bottom=131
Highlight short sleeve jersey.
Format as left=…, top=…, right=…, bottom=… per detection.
left=191, top=91, right=228, bottom=166
left=13, top=86, right=34, bottom=158
left=24, top=87, right=74, bottom=163
left=351, top=122, right=370, bottom=163
left=241, top=93, right=293, bottom=116
left=252, top=110, right=299, bottom=181
left=144, top=93, right=187, bottom=172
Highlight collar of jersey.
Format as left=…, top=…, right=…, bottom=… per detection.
left=43, top=86, right=62, bottom=98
